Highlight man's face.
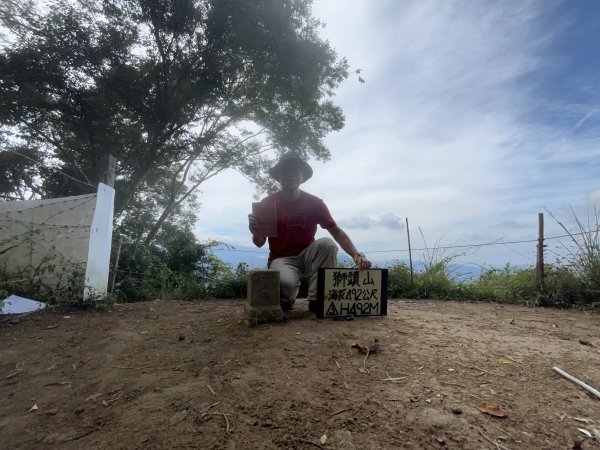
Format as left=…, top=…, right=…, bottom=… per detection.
left=279, top=163, right=303, bottom=190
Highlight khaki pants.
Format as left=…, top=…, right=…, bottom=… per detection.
left=269, top=238, right=338, bottom=302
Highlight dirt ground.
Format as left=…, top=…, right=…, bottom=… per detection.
left=1, top=298, right=600, bottom=450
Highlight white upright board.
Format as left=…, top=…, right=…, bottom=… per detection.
left=84, top=183, right=115, bottom=301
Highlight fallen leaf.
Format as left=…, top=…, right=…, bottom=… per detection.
left=498, top=358, right=512, bottom=365
left=352, top=343, right=368, bottom=354
left=169, top=410, right=188, bottom=426
left=320, top=435, right=327, bottom=445
left=396, top=315, right=406, bottom=320
left=476, top=402, right=510, bottom=418
left=28, top=404, right=38, bottom=412
left=352, top=339, right=379, bottom=354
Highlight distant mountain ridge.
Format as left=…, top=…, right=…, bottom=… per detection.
left=210, top=245, right=482, bottom=280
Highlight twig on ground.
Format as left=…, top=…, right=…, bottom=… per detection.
left=343, top=382, right=350, bottom=390
left=330, top=408, right=351, bottom=417
left=103, top=396, right=121, bottom=407
left=5, top=370, right=23, bottom=379
left=363, top=349, right=370, bottom=373
left=66, top=423, right=105, bottom=442
left=473, top=365, right=502, bottom=376
left=44, top=381, right=72, bottom=386
left=206, top=413, right=232, bottom=434
left=334, top=359, right=341, bottom=369
left=112, top=365, right=154, bottom=370
left=477, top=428, right=509, bottom=450
left=382, top=373, right=406, bottom=383
left=294, top=437, right=324, bottom=449
left=222, top=413, right=231, bottom=433
left=486, top=420, right=515, bottom=439
left=504, top=355, right=522, bottom=364
left=207, top=384, right=216, bottom=396
left=460, top=364, right=502, bottom=377
left=198, top=402, right=220, bottom=417
left=441, top=382, right=467, bottom=388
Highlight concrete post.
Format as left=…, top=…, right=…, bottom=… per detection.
left=245, top=269, right=284, bottom=326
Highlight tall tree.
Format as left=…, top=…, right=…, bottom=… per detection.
left=0, top=0, right=348, bottom=242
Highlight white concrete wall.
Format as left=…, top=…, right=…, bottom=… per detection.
left=0, top=192, right=97, bottom=294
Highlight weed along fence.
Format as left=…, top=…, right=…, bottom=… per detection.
left=0, top=183, right=115, bottom=303
left=212, top=213, right=600, bottom=307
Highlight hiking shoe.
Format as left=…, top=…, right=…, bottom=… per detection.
left=280, top=299, right=295, bottom=311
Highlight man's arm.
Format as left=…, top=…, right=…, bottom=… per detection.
left=326, top=225, right=371, bottom=270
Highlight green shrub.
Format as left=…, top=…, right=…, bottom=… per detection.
left=545, top=206, right=600, bottom=305
left=541, top=265, right=592, bottom=307
left=468, top=264, right=537, bottom=304
left=387, top=261, right=415, bottom=297
left=386, top=259, right=471, bottom=300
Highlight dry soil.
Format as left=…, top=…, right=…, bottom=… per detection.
left=1, top=298, right=600, bottom=449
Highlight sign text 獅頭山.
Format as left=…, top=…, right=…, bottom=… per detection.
left=316, top=268, right=387, bottom=318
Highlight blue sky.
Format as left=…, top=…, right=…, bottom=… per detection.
left=195, top=0, right=600, bottom=270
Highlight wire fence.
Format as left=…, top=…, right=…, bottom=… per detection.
left=0, top=194, right=97, bottom=290
left=208, top=229, right=597, bottom=255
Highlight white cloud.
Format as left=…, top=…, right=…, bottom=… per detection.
left=195, top=0, right=600, bottom=267
left=337, top=212, right=404, bottom=230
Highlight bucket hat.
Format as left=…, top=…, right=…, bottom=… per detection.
left=268, top=152, right=313, bottom=183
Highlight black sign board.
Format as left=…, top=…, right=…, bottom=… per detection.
left=315, top=268, right=388, bottom=318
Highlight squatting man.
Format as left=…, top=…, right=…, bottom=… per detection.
left=248, top=152, right=372, bottom=311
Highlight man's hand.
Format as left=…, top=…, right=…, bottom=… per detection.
left=248, top=214, right=266, bottom=247
left=354, top=254, right=372, bottom=271
left=248, top=213, right=259, bottom=236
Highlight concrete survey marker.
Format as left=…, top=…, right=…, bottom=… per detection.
left=315, top=268, right=388, bottom=319
left=245, top=269, right=284, bottom=326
